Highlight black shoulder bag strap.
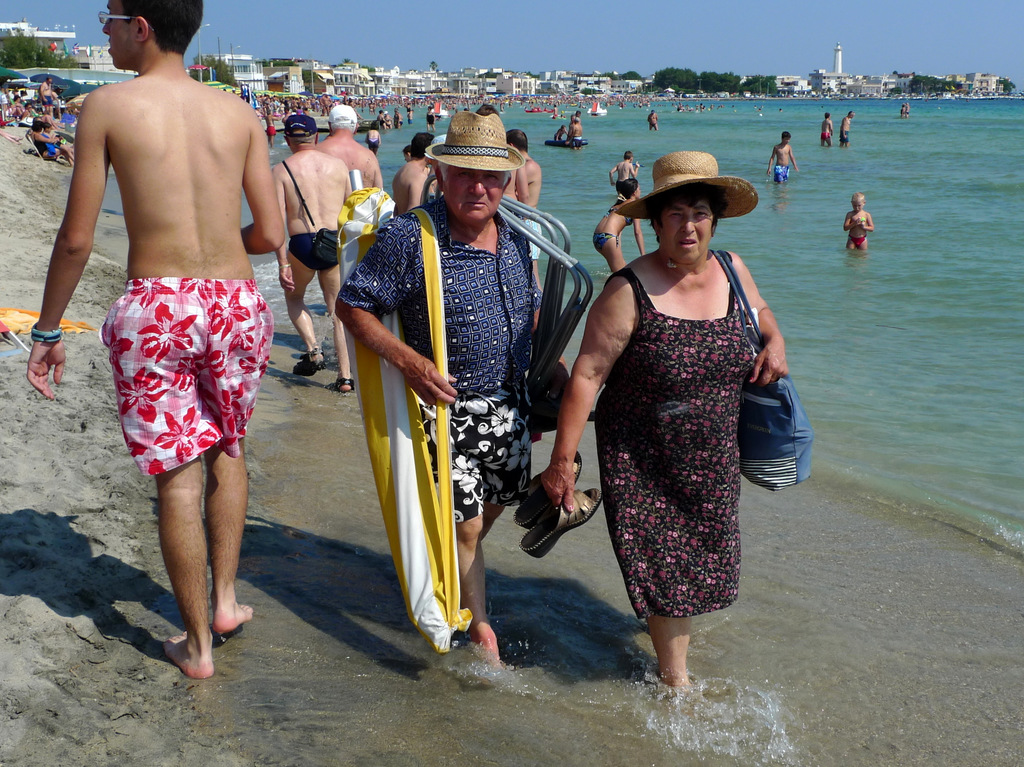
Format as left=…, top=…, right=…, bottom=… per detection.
left=281, top=160, right=318, bottom=230
left=714, top=250, right=764, bottom=353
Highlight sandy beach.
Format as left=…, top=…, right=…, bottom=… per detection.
left=3, top=125, right=1024, bottom=767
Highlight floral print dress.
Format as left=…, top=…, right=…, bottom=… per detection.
left=594, top=267, right=754, bottom=619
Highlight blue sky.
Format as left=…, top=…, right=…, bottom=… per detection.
left=33, top=1, right=1021, bottom=88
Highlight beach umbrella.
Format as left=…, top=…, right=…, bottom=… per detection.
left=57, top=80, right=100, bottom=99
left=65, top=93, right=89, bottom=109
left=338, top=189, right=471, bottom=653
left=30, top=73, right=71, bottom=89
left=0, top=66, right=25, bottom=81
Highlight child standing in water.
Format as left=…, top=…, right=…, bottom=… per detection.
left=844, top=192, right=875, bottom=250
left=767, top=131, right=799, bottom=182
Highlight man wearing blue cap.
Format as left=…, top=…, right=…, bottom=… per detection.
left=272, top=114, right=354, bottom=390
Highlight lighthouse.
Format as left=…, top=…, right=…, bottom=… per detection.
left=834, top=42, right=843, bottom=74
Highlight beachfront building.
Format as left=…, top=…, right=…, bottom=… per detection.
left=297, top=60, right=335, bottom=95
left=496, top=72, right=540, bottom=95
left=333, top=63, right=374, bottom=98
left=565, top=71, right=612, bottom=94
left=0, top=19, right=75, bottom=55
left=845, top=73, right=896, bottom=97
left=210, top=53, right=266, bottom=91
left=609, top=77, right=645, bottom=94
left=263, top=65, right=305, bottom=95
left=809, top=69, right=848, bottom=95
left=776, top=75, right=812, bottom=96
left=445, top=68, right=481, bottom=97
left=371, top=65, right=401, bottom=96
left=69, top=43, right=128, bottom=73
left=894, top=73, right=915, bottom=93
left=963, top=72, right=1001, bottom=94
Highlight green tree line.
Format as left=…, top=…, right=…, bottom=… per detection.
left=652, top=68, right=743, bottom=94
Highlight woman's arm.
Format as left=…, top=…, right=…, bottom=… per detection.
left=541, top=276, right=638, bottom=510
left=632, top=217, right=645, bottom=256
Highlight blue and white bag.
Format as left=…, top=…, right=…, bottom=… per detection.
left=715, top=251, right=814, bottom=491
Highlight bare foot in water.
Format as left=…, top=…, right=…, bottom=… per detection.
left=164, top=632, right=215, bottom=679
left=469, top=622, right=502, bottom=667
left=212, top=602, right=253, bottom=636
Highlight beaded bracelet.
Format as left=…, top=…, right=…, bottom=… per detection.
left=30, top=324, right=63, bottom=343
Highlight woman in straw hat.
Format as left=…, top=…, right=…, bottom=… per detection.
left=539, top=151, right=789, bottom=686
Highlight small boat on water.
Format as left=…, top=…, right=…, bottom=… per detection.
left=589, top=101, right=608, bottom=116
left=544, top=138, right=589, bottom=148
left=431, top=101, right=449, bottom=120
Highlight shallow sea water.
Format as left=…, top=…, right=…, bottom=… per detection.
left=96, top=98, right=1024, bottom=764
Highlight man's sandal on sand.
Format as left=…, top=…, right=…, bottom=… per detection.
left=293, top=346, right=326, bottom=376
left=326, top=377, right=355, bottom=393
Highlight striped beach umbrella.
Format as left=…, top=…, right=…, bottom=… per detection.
left=338, top=188, right=470, bottom=653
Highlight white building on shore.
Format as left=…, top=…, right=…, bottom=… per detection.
left=0, top=19, right=75, bottom=53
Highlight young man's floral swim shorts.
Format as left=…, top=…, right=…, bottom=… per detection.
left=101, top=277, right=273, bottom=475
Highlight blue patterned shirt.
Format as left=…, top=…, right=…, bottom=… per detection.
left=339, top=198, right=539, bottom=394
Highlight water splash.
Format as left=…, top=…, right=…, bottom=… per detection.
left=639, top=675, right=799, bottom=765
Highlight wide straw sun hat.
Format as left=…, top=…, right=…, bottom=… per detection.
left=425, top=111, right=524, bottom=172
left=617, top=151, right=758, bottom=220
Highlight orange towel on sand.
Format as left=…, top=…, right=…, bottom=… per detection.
left=0, top=308, right=97, bottom=335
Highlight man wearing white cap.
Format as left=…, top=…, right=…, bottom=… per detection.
left=317, top=103, right=383, bottom=189
left=338, top=110, right=560, bottom=663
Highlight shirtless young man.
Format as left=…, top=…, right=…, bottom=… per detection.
left=391, top=131, right=434, bottom=214
left=820, top=112, right=833, bottom=147
left=609, top=151, right=638, bottom=185
left=319, top=104, right=383, bottom=189
left=766, top=131, right=799, bottom=182
left=27, top=0, right=283, bottom=680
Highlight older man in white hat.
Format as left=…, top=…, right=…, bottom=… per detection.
left=318, top=103, right=383, bottom=189
left=338, top=110, right=556, bottom=662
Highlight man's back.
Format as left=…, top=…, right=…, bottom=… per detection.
left=392, top=158, right=432, bottom=215
left=275, top=147, right=351, bottom=232
left=522, top=156, right=542, bottom=208
left=318, top=132, right=383, bottom=189
left=81, top=75, right=278, bottom=279
left=612, top=159, right=636, bottom=182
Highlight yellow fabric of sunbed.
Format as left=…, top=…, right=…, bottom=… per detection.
left=0, top=308, right=96, bottom=335
left=338, top=189, right=470, bottom=653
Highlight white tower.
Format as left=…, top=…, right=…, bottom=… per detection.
left=834, top=43, right=843, bottom=74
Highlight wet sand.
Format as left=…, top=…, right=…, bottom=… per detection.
left=2, top=133, right=1023, bottom=766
